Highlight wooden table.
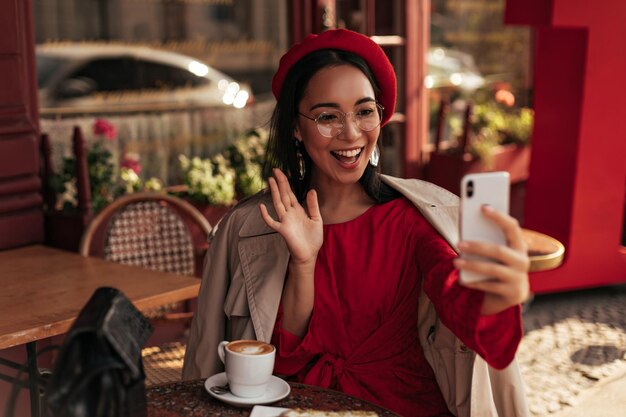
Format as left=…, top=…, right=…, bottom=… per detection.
left=147, top=379, right=399, bottom=417
left=0, top=244, right=201, bottom=417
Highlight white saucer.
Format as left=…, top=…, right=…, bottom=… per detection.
left=204, top=372, right=291, bottom=407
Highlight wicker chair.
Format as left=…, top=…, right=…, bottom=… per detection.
left=79, top=192, right=211, bottom=385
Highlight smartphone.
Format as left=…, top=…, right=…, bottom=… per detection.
left=459, top=172, right=510, bottom=283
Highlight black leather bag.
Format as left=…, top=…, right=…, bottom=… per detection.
left=45, top=287, right=153, bottom=417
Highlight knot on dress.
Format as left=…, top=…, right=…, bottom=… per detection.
left=304, top=352, right=348, bottom=388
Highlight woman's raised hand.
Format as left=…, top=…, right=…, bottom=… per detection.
left=453, top=205, right=531, bottom=315
left=259, top=168, right=324, bottom=264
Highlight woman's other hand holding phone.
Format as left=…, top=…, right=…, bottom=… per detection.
left=453, top=205, right=531, bottom=315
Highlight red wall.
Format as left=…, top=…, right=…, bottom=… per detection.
left=506, top=0, right=626, bottom=293
left=0, top=0, right=43, bottom=414
left=0, top=0, right=43, bottom=249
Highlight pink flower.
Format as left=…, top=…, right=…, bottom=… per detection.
left=93, top=118, right=117, bottom=140
left=121, top=153, right=142, bottom=174
left=495, top=89, right=515, bottom=107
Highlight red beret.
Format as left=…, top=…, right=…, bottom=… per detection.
left=272, top=29, right=396, bottom=126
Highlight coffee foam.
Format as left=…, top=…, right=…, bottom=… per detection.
left=227, top=340, right=275, bottom=355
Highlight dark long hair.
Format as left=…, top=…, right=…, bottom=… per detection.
left=264, top=49, right=400, bottom=203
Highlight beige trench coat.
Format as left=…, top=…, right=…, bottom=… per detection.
left=182, top=175, right=530, bottom=417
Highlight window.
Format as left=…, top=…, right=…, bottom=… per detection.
left=136, top=60, right=209, bottom=91
left=36, top=55, right=67, bottom=87
left=67, top=57, right=136, bottom=93
left=333, top=0, right=424, bottom=178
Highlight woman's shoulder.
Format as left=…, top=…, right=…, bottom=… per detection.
left=378, top=175, right=460, bottom=248
left=211, top=190, right=272, bottom=239
left=379, top=175, right=459, bottom=207
left=377, top=196, right=427, bottom=225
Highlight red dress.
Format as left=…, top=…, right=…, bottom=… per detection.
left=271, top=198, right=522, bottom=417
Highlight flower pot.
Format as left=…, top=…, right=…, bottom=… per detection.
left=187, top=201, right=234, bottom=228
left=44, top=211, right=93, bottom=253
left=426, top=144, right=531, bottom=196
left=426, top=144, right=530, bottom=223
left=164, top=185, right=236, bottom=227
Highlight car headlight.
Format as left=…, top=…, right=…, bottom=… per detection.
left=449, top=73, right=463, bottom=86
left=233, top=90, right=249, bottom=109
left=222, top=82, right=240, bottom=105
left=188, top=61, right=209, bottom=77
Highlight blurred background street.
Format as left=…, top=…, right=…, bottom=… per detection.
left=519, top=283, right=626, bottom=416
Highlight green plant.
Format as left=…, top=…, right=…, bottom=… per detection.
left=117, top=152, right=163, bottom=196
left=468, top=127, right=501, bottom=169
left=222, top=128, right=268, bottom=197
left=117, top=167, right=163, bottom=195
left=50, top=119, right=165, bottom=214
left=441, top=101, right=534, bottom=167
left=177, top=128, right=268, bottom=205
left=178, top=154, right=237, bottom=205
left=50, top=119, right=117, bottom=213
left=472, top=102, right=534, bottom=147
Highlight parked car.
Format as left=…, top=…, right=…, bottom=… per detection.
left=426, top=47, right=485, bottom=92
left=36, top=43, right=253, bottom=111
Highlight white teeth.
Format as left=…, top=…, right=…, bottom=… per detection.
left=333, top=148, right=362, bottom=157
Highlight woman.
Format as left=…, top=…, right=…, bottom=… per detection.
left=183, top=29, right=530, bottom=417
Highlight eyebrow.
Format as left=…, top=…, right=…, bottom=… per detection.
left=309, top=97, right=376, bottom=111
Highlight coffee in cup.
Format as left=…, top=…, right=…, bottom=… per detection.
left=218, top=340, right=276, bottom=398
left=227, top=340, right=275, bottom=355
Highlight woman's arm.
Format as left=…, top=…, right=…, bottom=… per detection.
left=415, top=207, right=523, bottom=369
left=259, top=169, right=323, bottom=337
left=281, top=258, right=316, bottom=336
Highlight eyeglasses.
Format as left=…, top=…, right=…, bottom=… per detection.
left=298, top=102, right=384, bottom=138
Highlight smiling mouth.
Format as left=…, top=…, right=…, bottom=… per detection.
left=331, top=147, right=363, bottom=165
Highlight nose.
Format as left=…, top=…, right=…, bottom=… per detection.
left=339, top=113, right=361, bottom=140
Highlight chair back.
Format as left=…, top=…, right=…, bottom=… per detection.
left=80, top=192, right=211, bottom=278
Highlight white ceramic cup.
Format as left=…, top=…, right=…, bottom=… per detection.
left=218, top=339, right=276, bottom=398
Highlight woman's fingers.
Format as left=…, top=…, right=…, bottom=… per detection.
left=481, top=205, right=527, bottom=253
left=454, top=257, right=518, bottom=282
left=305, top=189, right=321, bottom=221
left=455, top=206, right=531, bottom=311
left=264, top=169, right=319, bottom=228
left=274, top=168, right=295, bottom=208
left=454, top=257, right=530, bottom=303
left=268, top=168, right=300, bottom=217
left=458, top=240, right=529, bottom=272
left=276, top=168, right=300, bottom=206
left=259, top=203, right=280, bottom=230
left=260, top=171, right=324, bottom=264
left=268, top=177, right=286, bottom=217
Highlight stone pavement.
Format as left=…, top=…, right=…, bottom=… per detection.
left=518, top=283, right=626, bottom=416
left=553, top=365, right=626, bottom=417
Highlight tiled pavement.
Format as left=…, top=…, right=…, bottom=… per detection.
left=518, top=284, right=626, bottom=416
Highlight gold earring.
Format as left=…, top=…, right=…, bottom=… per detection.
left=296, top=142, right=305, bottom=180
left=369, top=145, right=380, bottom=167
